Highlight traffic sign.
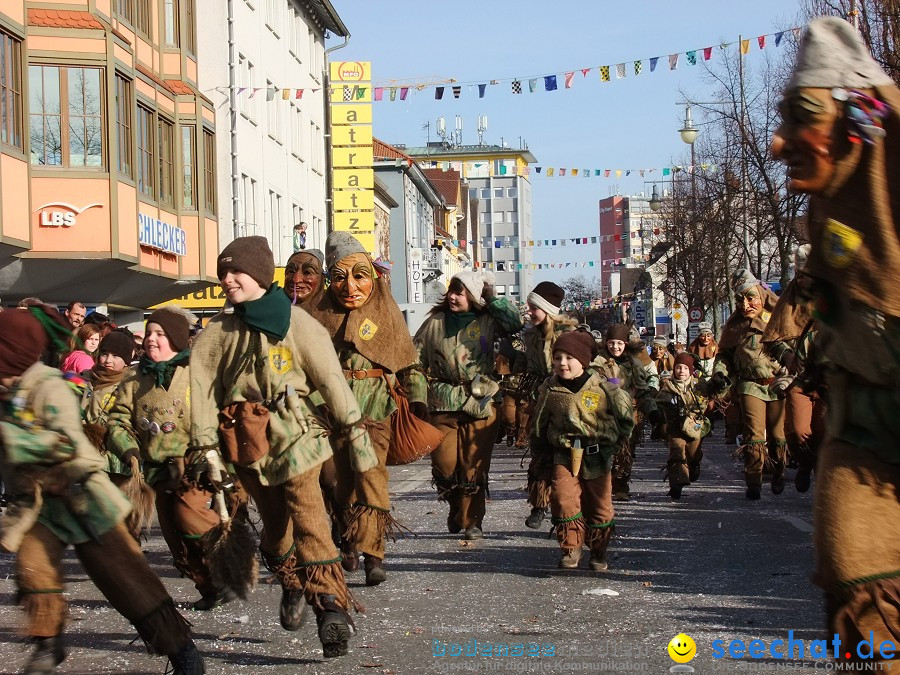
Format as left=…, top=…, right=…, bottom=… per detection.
left=688, top=307, right=703, bottom=322
left=673, top=311, right=683, bottom=321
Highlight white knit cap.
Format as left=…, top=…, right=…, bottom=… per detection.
left=652, top=336, right=668, bottom=347
left=786, top=17, right=893, bottom=91
left=452, top=269, right=495, bottom=308
left=794, top=244, right=811, bottom=273
left=698, top=322, right=713, bottom=334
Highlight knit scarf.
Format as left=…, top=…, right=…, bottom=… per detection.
left=233, top=283, right=292, bottom=341
left=140, top=349, right=190, bottom=389
left=559, top=370, right=591, bottom=393
left=90, top=363, right=126, bottom=391
left=444, top=311, right=477, bottom=339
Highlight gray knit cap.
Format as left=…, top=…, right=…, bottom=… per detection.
left=731, top=269, right=759, bottom=296
left=786, top=17, right=893, bottom=91
left=325, top=232, right=367, bottom=270
left=287, top=248, right=324, bottom=270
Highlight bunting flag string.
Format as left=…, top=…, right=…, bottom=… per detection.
left=211, top=26, right=801, bottom=105
left=469, top=254, right=659, bottom=272
left=364, top=26, right=800, bottom=101
left=417, top=159, right=717, bottom=179
left=438, top=229, right=666, bottom=250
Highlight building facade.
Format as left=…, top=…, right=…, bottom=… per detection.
left=0, top=0, right=219, bottom=310
left=404, top=142, right=536, bottom=303
left=599, top=194, right=670, bottom=338
left=197, top=0, right=343, bottom=265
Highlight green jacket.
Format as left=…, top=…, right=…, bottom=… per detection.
left=713, top=328, right=780, bottom=402
left=0, top=363, right=130, bottom=550
left=336, top=348, right=427, bottom=422
left=591, top=349, right=658, bottom=415
left=106, top=363, right=191, bottom=486
left=532, top=370, right=635, bottom=479
left=190, top=306, right=376, bottom=486
left=82, top=375, right=130, bottom=477
left=656, top=377, right=710, bottom=439
left=414, top=297, right=523, bottom=417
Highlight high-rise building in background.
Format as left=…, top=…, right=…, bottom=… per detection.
left=0, top=0, right=219, bottom=310
left=198, top=0, right=344, bottom=264
left=404, top=140, right=536, bottom=302
left=598, top=194, right=669, bottom=337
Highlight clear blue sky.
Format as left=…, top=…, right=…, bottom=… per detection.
left=327, top=0, right=805, bottom=286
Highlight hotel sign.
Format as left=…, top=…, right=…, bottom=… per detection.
left=139, top=213, right=186, bottom=257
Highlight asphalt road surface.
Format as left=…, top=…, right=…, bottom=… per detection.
left=0, top=427, right=833, bottom=674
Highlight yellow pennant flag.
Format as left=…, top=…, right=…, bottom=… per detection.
left=282, top=88, right=290, bottom=100
left=546, top=168, right=555, bottom=176
left=616, top=170, right=622, bottom=178
left=740, top=39, right=750, bottom=55
left=571, top=168, right=579, bottom=176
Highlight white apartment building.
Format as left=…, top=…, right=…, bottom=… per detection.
left=197, top=0, right=345, bottom=264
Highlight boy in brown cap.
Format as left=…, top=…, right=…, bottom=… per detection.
left=772, top=16, right=900, bottom=656
left=190, top=235, right=377, bottom=657
left=0, top=306, right=203, bottom=674
left=532, top=330, right=634, bottom=570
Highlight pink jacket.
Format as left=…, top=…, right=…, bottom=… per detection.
left=61, top=350, right=95, bottom=374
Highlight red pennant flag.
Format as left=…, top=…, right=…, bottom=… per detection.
left=758, top=35, right=766, bottom=49
left=295, top=89, right=303, bottom=99
left=703, top=46, right=713, bottom=60
left=581, top=68, right=591, bottom=77
left=604, top=169, right=611, bottom=177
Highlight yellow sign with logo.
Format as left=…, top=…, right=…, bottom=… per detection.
left=330, top=60, right=374, bottom=258
left=330, top=61, right=372, bottom=82
left=333, top=190, right=374, bottom=211
left=333, top=169, right=374, bottom=190
left=333, top=146, right=373, bottom=168
left=332, top=126, right=372, bottom=146
left=333, top=211, right=375, bottom=232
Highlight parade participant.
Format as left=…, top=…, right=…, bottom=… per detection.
left=592, top=324, right=660, bottom=501
left=107, top=308, right=229, bottom=611
left=520, top=281, right=576, bottom=529
left=283, top=248, right=325, bottom=306
left=761, top=245, right=823, bottom=493
left=191, top=236, right=376, bottom=657
left=0, top=306, right=204, bottom=675
left=689, top=323, right=718, bottom=381
left=304, top=232, right=428, bottom=587
left=59, top=324, right=100, bottom=374
left=494, top=334, right=526, bottom=448
left=650, top=337, right=674, bottom=379
left=709, top=270, right=786, bottom=500
left=415, top=270, right=523, bottom=540
left=532, top=331, right=633, bottom=570
left=80, top=330, right=151, bottom=540
left=656, top=352, right=711, bottom=499
left=771, top=17, right=900, bottom=651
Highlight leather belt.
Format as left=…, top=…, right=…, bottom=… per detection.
left=344, top=368, right=384, bottom=380
left=747, top=377, right=776, bottom=385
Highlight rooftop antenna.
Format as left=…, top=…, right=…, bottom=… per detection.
left=477, top=115, right=487, bottom=146
left=436, top=117, right=447, bottom=145
left=422, top=120, right=430, bottom=145
left=454, top=115, right=463, bottom=146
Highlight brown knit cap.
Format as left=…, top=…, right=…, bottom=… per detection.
left=99, top=330, right=134, bottom=364
left=553, top=330, right=598, bottom=368
left=605, top=324, right=630, bottom=343
left=146, top=308, right=190, bottom=352
left=217, top=236, right=275, bottom=289
left=0, top=309, right=51, bottom=377
left=674, top=352, right=696, bottom=370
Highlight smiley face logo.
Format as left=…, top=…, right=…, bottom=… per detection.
left=667, top=633, right=696, bottom=663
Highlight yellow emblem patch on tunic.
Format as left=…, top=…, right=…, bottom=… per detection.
left=824, top=218, right=862, bottom=268
left=466, top=324, right=481, bottom=341
left=269, top=346, right=293, bottom=374
left=185, top=386, right=191, bottom=408
left=359, top=319, right=378, bottom=341
left=100, top=393, right=115, bottom=410
left=581, top=391, right=601, bottom=412
left=761, top=310, right=771, bottom=323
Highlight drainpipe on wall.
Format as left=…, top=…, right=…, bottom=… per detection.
left=227, top=0, right=240, bottom=240
left=323, top=35, right=349, bottom=237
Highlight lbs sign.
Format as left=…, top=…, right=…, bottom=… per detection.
left=36, top=202, right=103, bottom=227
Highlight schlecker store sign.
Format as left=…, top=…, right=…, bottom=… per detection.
left=138, top=213, right=187, bottom=257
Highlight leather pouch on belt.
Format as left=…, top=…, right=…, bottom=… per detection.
left=218, top=401, right=271, bottom=466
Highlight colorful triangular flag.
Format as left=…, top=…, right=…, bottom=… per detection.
left=616, top=63, right=626, bottom=79
left=435, top=87, right=444, bottom=100
left=512, top=80, right=522, bottom=94
left=703, top=46, right=713, bottom=61
left=669, top=53, right=679, bottom=70
left=686, top=50, right=697, bottom=66
left=600, top=66, right=610, bottom=82
left=650, top=56, right=659, bottom=72
left=740, top=39, right=750, bottom=54
left=478, top=83, right=486, bottom=98
left=544, top=75, right=557, bottom=91
left=758, top=35, right=766, bottom=49
left=634, top=60, right=643, bottom=75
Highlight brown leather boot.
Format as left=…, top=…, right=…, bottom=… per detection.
left=363, top=555, right=386, bottom=586
left=340, top=541, right=359, bottom=572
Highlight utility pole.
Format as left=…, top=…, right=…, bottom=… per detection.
left=849, top=0, right=859, bottom=29
left=738, top=34, right=751, bottom=272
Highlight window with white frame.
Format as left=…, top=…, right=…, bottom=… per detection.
left=308, top=28, right=320, bottom=81
left=493, top=187, right=503, bottom=198
left=493, top=212, right=504, bottom=223
left=265, top=0, right=279, bottom=36
left=238, top=55, right=256, bottom=122
left=268, top=189, right=282, bottom=240
left=481, top=212, right=491, bottom=225
left=290, top=104, right=303, bottom=158
left=480, top=188, right=490, bottom=199
left=310, top=121, right=322, bottom=173
left=507, top=187, right=518, bottom=198
left=240, top=173, right=257, bottom=233
left=266, top=79, right=280, bottom=142
left=292, top=203, right=304, bottom=229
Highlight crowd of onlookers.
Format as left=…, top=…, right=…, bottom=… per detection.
left=3, top=298, right=145, bottom=373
